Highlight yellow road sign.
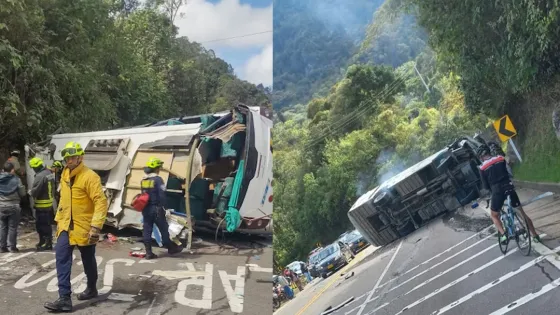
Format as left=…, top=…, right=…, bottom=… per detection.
left=493, top=115, right=517, bottom=142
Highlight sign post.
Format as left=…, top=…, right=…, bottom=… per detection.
left=493, top=115, right=522, bottom=162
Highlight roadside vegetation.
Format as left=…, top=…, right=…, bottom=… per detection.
left=0, top=0, right=270, bottom=159
left=272, top=0, right=560, bottom=268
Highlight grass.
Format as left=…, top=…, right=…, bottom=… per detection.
left=510, top=79, right=560, bottom=183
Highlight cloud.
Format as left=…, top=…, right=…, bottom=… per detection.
left=240, top=42, right=272, bottom=86
left=176, top=0, right=272, bottom=49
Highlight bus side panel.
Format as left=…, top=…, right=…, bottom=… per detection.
left=238, top=110, right=273, bottom=220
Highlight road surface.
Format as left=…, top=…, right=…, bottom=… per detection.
left=0, top=229, right=272, bottom=315
left=276, top=188, right=560, bottom=315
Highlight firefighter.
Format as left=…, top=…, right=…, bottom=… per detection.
left=29, top=157, right=55, bottom=251
left=44, top=142, right=107, bottom=312
left=140, top=157, right=183, bottom=259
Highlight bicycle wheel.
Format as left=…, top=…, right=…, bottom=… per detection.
left=498, top=212, right=509, bottom=255
left=513, top=211, right=532, bottom=256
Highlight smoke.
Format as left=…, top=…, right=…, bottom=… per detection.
left=374, top=147, right=423, bottom=186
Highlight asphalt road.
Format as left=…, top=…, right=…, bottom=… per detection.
left=0, top=228, right=272, bottom=315
left=277, top=195, right=560, bottom=315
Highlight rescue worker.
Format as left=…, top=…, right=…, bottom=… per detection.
left=29, top=157, right=55, bottom=251
left=0, top=162, right=26, bottom=252
left=44, top=142, right=107, bottom=312
left=140, top=157, right=183, bottom=259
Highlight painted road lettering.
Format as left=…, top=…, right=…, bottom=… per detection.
left=3, top=253, right=271, bottom=313
left=175, top=263, right=213, bottom=309
left=219, top=266, right=246, bottom=313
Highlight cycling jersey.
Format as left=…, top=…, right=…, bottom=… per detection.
left=479, top=155, right=520, bottom=211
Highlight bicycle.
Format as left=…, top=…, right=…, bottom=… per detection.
left=495, top=195, right=532, bottom=256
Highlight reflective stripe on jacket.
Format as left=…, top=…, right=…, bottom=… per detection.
left=30, top=168, right=55, bottom=209
left=55, top=163, right=107, bottom=246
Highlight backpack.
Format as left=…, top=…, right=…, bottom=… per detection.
left=131, top=192, right=150, bottom=211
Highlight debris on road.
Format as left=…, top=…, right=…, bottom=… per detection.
left=152, top=269, right=207, bottom=280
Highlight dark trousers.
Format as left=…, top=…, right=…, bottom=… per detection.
left=35, top=208, right=53, bottom=239
left=55, top=231, right=98, bottom=297
left=142, top=206, right=171, bottom=246
left=0, top=205, right=20, bottom=248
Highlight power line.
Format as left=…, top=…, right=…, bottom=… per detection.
left=198, top=30, right=272, bottom=44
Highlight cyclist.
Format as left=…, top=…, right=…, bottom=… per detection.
left=477, top=144, right=541, bottom=244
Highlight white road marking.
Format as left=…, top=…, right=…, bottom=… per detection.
left=99, top=259, right=135, bottom=294
left=379, top=225, right=493, bottom=288
left=342, top=242, right=496, bottom=315
left=246, top=263, right=273, bottom=273
left=387, top=233, right=496, bottom=292
left=13, top=255, right=75, bottom=289
left=360, top=246, right=520, bottom=315
left=46, top=256, right=104, bottom=293
left=175, top=263, right=213, bottom=309
left=219, top=266, right=246, bottom=313
left=404, top=243, right=496, bottom=295
left=488, top=276, right=560, bottom=314
left=430, top=245, right=560, bottom=315
left=357, top=240, right=403, bottom=315
left=0, top=252, right=34, bottom=266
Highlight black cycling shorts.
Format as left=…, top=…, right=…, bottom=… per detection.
left=490, top=189, right=521, bottom=212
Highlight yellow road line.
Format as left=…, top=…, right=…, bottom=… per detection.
left=295, top=251, right=366, bottom=315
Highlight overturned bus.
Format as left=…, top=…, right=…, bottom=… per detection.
left=348, top=136, right=485, bottom=247
left=24, top=104, right=274, bottom=248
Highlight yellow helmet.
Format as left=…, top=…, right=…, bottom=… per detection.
left=146, top=157, right=164, bottom=169
left=29, top=157, right=44, bottom=168
left=51, top=160, right=63, bottom=168
left=61, top=141, right=84, bottom=158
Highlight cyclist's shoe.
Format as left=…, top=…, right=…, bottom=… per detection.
left=499, top=234, right=508, bottom=244
left=533, top=235, right=542, bottom=243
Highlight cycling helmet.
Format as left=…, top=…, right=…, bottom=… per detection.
left=488, top=141, right=505, bottom=156
left=61, top=142, right=84, bottom=158
left=146, top=157, right=164, bottom=169
left=52, top=160, right=64, bottom=168
left=29, top=157, right=44, bottom=168
left=476, top=144, right=491, bottom=158
left=10, top=149, right=20, bottom=156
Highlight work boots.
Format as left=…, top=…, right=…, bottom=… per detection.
left=44, top=296, right=72, bottom=312
left=35, top=236, right=45, bottom=251
left=77, top=287, right=98, bottom=301
left=144, top=243, right=158, bottom=260
left=167, top=241, right=184, bottom=255
left=36, top=236, right=53, bottom=251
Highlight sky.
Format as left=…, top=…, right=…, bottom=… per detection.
left=175, top=0, right=272, bottom=87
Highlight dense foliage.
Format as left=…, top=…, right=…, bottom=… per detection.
left=273, top=0, right=560, bottom=268
left=370, top=0, right=560, bottom=114
left=0, top=0, right=269, bottom=152
left=273, top=0, right=427, bottom=109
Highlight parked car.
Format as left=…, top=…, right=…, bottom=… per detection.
left=307, top=247, right=323, bottom=278
left=314, top=242, right=354, bottom=279
left=338, top=230, right=369, bottom=254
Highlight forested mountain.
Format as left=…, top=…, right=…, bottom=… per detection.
left=273, top=0, right=560, bottom=269
left=272, top=0, right=427, bottom=109
left=0, top=0, right=269, bottom=153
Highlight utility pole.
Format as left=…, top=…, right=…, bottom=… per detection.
left=414, top=62, right=430, bottom=93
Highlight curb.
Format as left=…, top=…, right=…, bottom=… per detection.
left=514, top=179, right=560, bottom=194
